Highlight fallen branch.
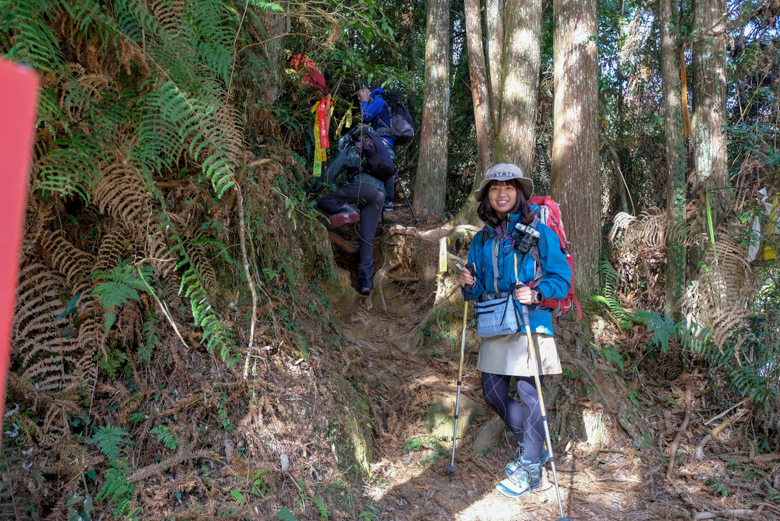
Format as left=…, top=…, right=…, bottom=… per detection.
left=666, top=387, right=692, bottom=480
left=696, top=408, right=749, bottom=460
left=328, top=231, right=359, bottom=254
left=695, top=509, right=754, bottom=519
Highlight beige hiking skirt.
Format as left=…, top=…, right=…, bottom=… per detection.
left=476, top=333, right=562, bottom=376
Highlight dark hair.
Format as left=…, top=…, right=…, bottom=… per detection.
left=477, top=179, right=535, bottom=229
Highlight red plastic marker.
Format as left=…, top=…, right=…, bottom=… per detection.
left=0, top=59, right=40, bottom=420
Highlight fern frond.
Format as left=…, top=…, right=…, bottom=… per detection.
left=150, top=424, right=178, bottom=450
left=136, top=81, right=236, bottom=197
left=94, top=162, right=149, bottom=224
left=13, top=263, right=81, bottom=367
left=91, top=262, right=153, bottom=333
left=150, top=0, right=185, bottom=35
left=21, top=356, right=82, bottom=392
left=0, top=0, right=65, bottom=72
left=88, top=424, right=130, bottom=460
left=94, top=223, right=133, bottom=275
left=36, top=129, right=113, bottom=202
left=597, top=257, right=643, bottom=325
left=39, top=231, right=95, bottom=294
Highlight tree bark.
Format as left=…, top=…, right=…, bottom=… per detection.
left=691, top=0, right=729, bottom=263
left=453, top=0, right=496, bottom=225
left=454, top=0, right=541, bottom=225
left=660, top=0, right=687, bottom=317
left=414, top=0, right=451, bottom=219
left=550, top=0, right=600, bottom=299
left=485, top=0, right=503, bottom=128
left=259, top=9, right=286, bottom=105
left=496, top=0, right=542, bottom=174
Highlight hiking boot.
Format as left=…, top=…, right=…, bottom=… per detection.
left=383, top=202, right=394, bottom=212
left=359, top=287, right=372, bottom=296
left=326, top=206, right=360, bottom=229
left=505, top=443, right=550, bottom=477
left=496, top=458, right=542, bottom=498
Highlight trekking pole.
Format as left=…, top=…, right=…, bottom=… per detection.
left=521, top=301, right=570, bottom=521
left=394, top=171, right=418, bottom=224
left=447, top=263, right=475, bottom=482
left=446, top=297, right=468, bottom=483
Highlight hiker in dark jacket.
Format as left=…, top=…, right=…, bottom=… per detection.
left=358, top=86, right=396, bottom=212
left=459, top=163, right=571, bottom=499
left=315, top=132, right=384, bottom=296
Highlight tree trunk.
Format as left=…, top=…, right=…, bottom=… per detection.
left=550, top=0, right=600, bottom=299
left=485, top=0, right=503, bottom=128
left=660, top=0, right=687, bottom=317
left=691, top=0, right=728, bottom=265
left=454, top=0, right=541, bottom=225
left=495, top=0, right=542, bottom=174
left=259, top=10, right=286, bottom=105
left=414, top=0, right=451, bottom=219
left=464, top=0, right=494, bottom=177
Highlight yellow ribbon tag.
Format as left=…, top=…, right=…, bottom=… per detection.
left=438, top=237, right=450, bottom=273
left=313, top=160, right=322, bottom=178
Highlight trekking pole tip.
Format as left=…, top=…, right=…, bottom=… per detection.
left=446, top=464, right=457, bottom=482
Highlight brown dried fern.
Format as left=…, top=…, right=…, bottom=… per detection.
left=94, top=162, right=150, bottom=224
left=151, top=0, right=185, bottom=35
left=13, top=263, right=81, bottom=367
left=38, top=231, right=94, bottom=296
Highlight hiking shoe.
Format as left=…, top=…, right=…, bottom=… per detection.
left=327, top=208, right=360, bottom=229
left=496, top=458, right=542, bottom=498
left=505, top=443, right=550, bottom=477
left=359, top=287, right=372, bottom=296
left=383, top=202, right=394, bottom=212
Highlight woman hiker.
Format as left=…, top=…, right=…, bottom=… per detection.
left=459, top=163, right=571, bottom=498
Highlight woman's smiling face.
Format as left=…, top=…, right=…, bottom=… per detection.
left=487, top=181, right=517, bottom=219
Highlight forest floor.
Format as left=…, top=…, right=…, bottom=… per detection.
left=324, top=207, right=780, bottom=521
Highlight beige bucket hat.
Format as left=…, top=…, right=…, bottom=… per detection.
left=473, top=163, right=534, bottom=202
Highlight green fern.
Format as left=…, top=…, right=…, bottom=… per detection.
left=594, top=257, right=644, bottom=326
left=149, top=425, right=178, bottom=451
left=136, top=80, right=235, bottom=197
left=0, top=0, right=64, bottom=72
left=157, top=211, right=237, bottom=364
left=95, top=460, right=135, bottom=515
left=92, top=262, right=154, bottom=333
left=139, top=310, right=158, bottom=364
left=87, top=423, right=130, bottom=460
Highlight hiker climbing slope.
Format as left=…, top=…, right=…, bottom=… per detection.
left=459, top=163, right=571, bottom=498
left=358, top=86, right=398, bottom=212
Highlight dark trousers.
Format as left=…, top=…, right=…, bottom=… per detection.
left=318, top=181, right=384, bottom=289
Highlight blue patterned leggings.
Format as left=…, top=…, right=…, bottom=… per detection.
left=482, top=372, right=545, bottom=451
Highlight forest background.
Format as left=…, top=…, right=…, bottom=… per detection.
left=1, top=0, right=779, bottom=519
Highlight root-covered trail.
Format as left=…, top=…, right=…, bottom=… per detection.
left=338, top=296, right=632, bottom=521
left=325, top=213, right=780, bottom=521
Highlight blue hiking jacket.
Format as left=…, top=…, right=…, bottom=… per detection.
left=463, top=210, right=571, bottom=336
left=360, top=88, right=394, bottom=148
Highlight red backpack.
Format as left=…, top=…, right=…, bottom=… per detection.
left=527, top=196, right=582, bottom=319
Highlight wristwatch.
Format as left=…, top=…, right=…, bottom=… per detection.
left=533, top=289, right=544, bottom=303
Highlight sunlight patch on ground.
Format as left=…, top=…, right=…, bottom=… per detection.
left=456, top=488, right=557, bottom=521
left=364, top=456, right=429, bottom=501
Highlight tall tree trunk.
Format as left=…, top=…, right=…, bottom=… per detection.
left=414, top=0, right=451, bottom=218
left=691, top=0, right=728, bottom=266
left=660, top=0, right=687, bottom=317
left=454, top=0, right=496, bottom=225
left=259, top=10, right=286, bottom=105
left=495, top=0, right=542, bottom=174
left=550, top=0, right=600, bottom=299
left=455, top=0, right=542, bottom=224
left=485, top=0, right=503, bottom=127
